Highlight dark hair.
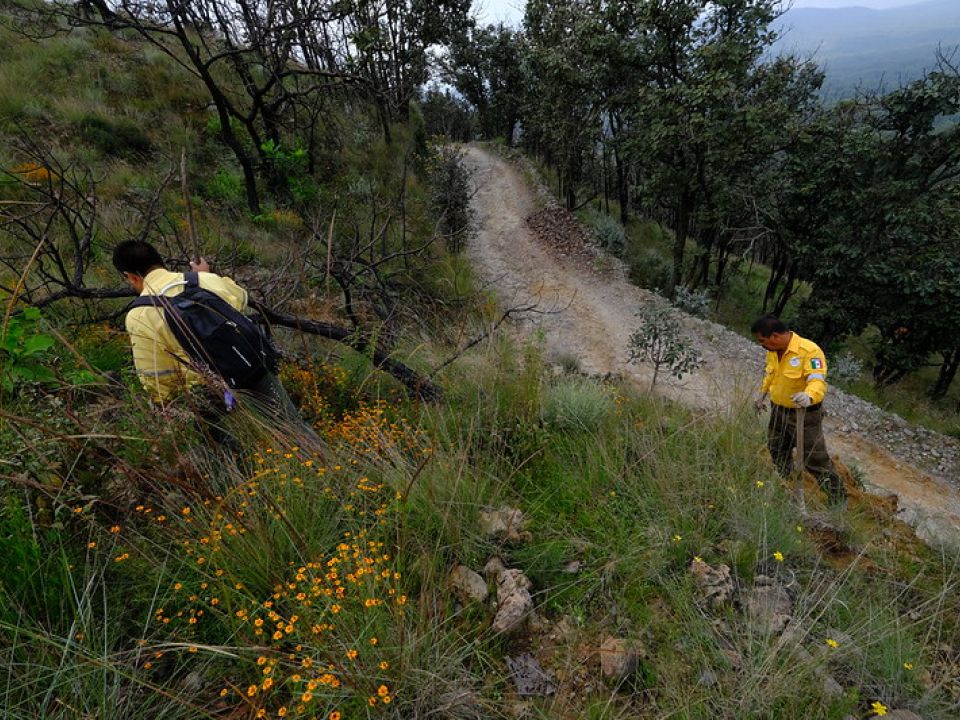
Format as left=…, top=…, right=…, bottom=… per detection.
left=751, top=314, right=788, bottom=337
left=112, top=240, right=164, bottom=276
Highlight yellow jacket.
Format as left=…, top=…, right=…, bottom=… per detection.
left=760, top=332, right=829, bottom=408
left=125, top=268, right=248, bottom=402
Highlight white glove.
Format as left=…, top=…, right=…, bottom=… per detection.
left=791, top=392, right=812, bottom=408
left=753, top=393, right=768, bottom=414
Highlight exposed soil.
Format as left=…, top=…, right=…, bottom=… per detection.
left=463, top=144, right=960, bottom=548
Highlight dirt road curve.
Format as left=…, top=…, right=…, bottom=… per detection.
left=463, top=144, right=960, bottom=547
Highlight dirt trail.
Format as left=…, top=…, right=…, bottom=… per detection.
left=463, top=144, right=960, bottom=547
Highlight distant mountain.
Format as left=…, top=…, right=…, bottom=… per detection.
left=784, top=0, right=930, bottom=9
left=772, top=0, right=960, bottom=98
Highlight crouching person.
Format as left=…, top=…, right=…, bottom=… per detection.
left=113, top=240, right=318, bottom=445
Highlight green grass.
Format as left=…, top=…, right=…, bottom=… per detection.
left=3, top=323, right=960, bottom=718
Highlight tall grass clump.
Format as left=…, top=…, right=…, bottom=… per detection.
left=540, top=375, right=617, bottom=432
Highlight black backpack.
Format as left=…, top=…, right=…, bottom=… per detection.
left=129, top=272, right=279, bottom=389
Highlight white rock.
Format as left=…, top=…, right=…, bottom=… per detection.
left=479, top=506, right=532, bottom=543
left=448, top=565, right=488, bottom=604
left=492, top=569, right=533, bottom=635
left=484, top=556, right=507, bottom=582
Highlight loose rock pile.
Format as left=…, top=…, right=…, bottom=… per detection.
left=526, top=207, right=593, bottom=260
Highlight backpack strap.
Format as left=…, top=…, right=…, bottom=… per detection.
left=128, top=295, right=163, bottom=309
left=128, top=272, right=198, bottom=310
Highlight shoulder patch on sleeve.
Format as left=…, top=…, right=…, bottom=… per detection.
left=810, top=358, right=823, bottom=370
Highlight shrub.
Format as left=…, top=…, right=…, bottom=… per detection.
left=202, top=168, right=244, bottom=202
left=830, top=350, right=863, bottom=388
left=627, top=301, right=703, bottom=390
left=592, top=212, right=626, bottom=257
left=78, top=115, right=152, bottom=158
left=672, top=284, right=711, bottom=318
left=260, top=139, right=318, bottom=206
left=1, top=307, right=57, bottom=391
left=541, top=377, right=616, bottom=431
left=627, top=246, right=673, bottom=291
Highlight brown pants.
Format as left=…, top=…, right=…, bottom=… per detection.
left=768, top=404, right=846, bottom=504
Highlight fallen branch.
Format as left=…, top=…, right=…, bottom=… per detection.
left=429, top=282, right=574, bottom=378
left=429, top=302, right=540, bottom=378
left=251, top=301, right=441, bottom=402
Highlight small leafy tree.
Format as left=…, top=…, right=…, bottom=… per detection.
left=1, top=308, right=56, bottom=391
left=426, top=144, right=474, bottom=253
left=627, top=302, right=703, bottom=391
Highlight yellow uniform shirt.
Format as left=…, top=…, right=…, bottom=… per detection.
left=125, top=268, right=248, bottom=402
left=760, top=332, right=828, bottom=408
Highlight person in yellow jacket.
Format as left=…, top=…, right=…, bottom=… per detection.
left=115, top=242, right=247, bottom=401
left=751, top=314, right=846, bottom=506
left=113, top=240, right=313, bottom=441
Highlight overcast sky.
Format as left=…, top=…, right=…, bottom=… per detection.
left=474, top=0, right=933, bottom=28
left=472, top=0, right=524, bottom=26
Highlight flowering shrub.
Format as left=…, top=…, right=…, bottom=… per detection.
left=124, top=446, right=412, bottom=719
left=280, top=361, right=351, bottom=423
left=10, top=161, right=53, bottom=184
left=326, top=401, right=427, bottom=460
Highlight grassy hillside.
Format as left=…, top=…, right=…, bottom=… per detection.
left=2, top=12, right=960, bottom=720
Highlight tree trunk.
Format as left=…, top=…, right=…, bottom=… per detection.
left=773, top=260, right=799, bottom=316
left=615, top=147, right=628, bottom=226
left=252, top=302, right=440, bottom=401
left=670, top=191, right=692, bottom=298
left=763, top=251, right=787, bottom=313
left=697, top=228, right=716, bottom=287
left=930, top=349, right=960, bottom=400
left=873, top=365, right=907, bottom=387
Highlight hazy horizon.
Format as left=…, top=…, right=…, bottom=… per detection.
left=786, top=0, right=929, bottom=8
left=476, top=1, right=936, bottom=27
